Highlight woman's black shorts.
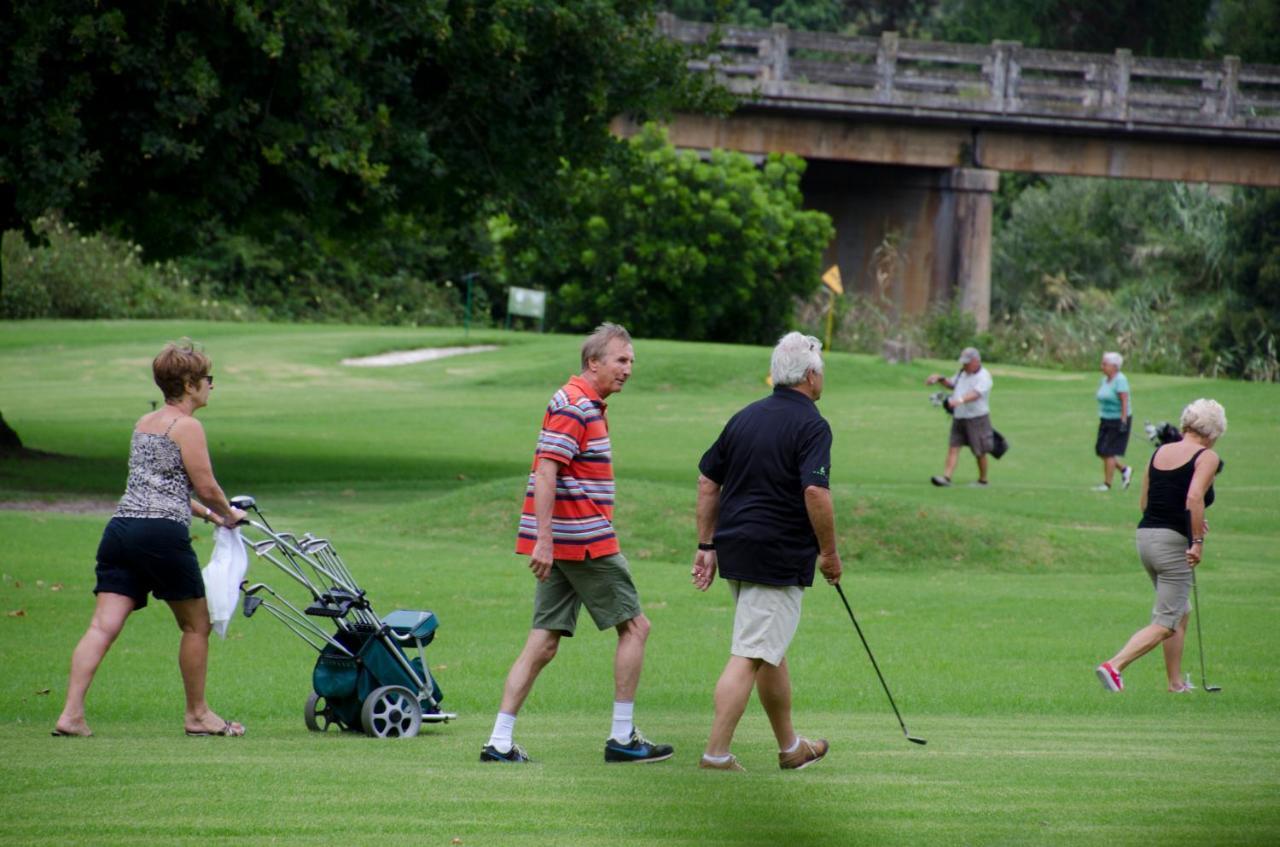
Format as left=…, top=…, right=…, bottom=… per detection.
left=1095, top=417, right=1132, bottom=458
left=94, top=517, right=204, bottom=609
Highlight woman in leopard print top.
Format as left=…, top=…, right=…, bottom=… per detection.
left=54, top=340, right=249, bottom=738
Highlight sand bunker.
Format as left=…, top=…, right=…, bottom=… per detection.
left=340, top=345, right=499, bottom=367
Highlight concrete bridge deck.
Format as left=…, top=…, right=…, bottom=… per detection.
left=654, top=15, right=1280, bottom=186
left=614, top=16, right=1280, bottom=330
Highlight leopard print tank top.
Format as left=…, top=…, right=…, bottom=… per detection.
left=113, top=418, right=193, bottom=525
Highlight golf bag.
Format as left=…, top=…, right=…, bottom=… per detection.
left=231, top=496, right=456, bottom=738
left=1144, top=420, right=1182, bottom=447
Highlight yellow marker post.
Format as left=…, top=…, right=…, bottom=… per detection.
left=821, top=265, right=843, bottom=351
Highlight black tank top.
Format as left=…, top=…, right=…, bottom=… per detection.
left=1138, top=447, right=1215, bottom=540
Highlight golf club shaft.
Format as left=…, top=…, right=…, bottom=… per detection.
left=834, top=583, right=914, bottom=738
left=1192, top=569, right=1211, bottom=689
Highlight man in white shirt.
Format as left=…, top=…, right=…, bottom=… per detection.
left=924, top=347, right=994, bottom=487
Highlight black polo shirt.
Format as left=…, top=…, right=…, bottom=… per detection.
left=698, top=386, right=833, bottom=587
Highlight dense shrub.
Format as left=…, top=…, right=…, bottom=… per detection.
left=178, top=221, right=464, bottom=327
left=990, top=176, right=1275, bottom=380
left=1213, top=188, right=1280, bottom=381
left=992, top=177, right=1180, bottom=311
left=489, top=125, right=833, bottom=345
left=1, top=216, right=254, bottom=321
left=983, top=279, right=1221, bottom=375
left=1, top=214, right=464, bottom=327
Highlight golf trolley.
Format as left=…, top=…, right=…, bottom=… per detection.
left=230, top=496, right=456, bottom=738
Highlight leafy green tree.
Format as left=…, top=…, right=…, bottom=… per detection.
left=660, top=0, right=843, bottom=31
left=1, top=1, right=712, bottom=259
left=1207, top=0, right=1280, bottom=62
left=659, top=0, right=935, bottom=34
left=938, top=0, right=1211, bottom=56
left=491, top=124, right=833, bottom=343
left=1214, top=188, right=1280, bottom=378
left=992, top=177, right=1180, bottom=311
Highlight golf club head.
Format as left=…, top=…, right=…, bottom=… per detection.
left=1205, top=685, right=1223, bottom=692
left=907, top=735, right=928, bottom=745
left=242, top=595, right=263, bottom=617
left=229, top=494, right=256, bottom=511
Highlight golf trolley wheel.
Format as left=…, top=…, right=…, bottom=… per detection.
left=360, top=685, right=422, bottom=739
left=304, top=692, right=343, bottom=732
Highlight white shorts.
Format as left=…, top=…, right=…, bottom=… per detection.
left=728, top=579, right=804, bottom=667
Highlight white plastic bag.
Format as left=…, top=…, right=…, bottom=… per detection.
left=203, top=526, right=248, bottom=639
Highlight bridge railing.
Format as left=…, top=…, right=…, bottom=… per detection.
left=662, top=14, right=1280, bottom=132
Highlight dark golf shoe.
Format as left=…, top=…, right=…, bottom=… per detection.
left=480, top=743, right=531, bottom=763
left=604, top=728, right=673, bottom=763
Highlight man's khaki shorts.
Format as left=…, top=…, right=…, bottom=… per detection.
left=727, top=579, right=804, bottom=667
left=532, top=553, right=641, bottom=636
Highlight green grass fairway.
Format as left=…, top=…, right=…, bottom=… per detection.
left=2, top=320, right=1278, bottom=846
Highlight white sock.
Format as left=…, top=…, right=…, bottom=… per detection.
left=702, top=753, right=733, bottom=764
left=487, top=712, right=516, bottom=752
left=781, top=736, right=801, bottom=754
left=610, top=701, right=634, bottom=742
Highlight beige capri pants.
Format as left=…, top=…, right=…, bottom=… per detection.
left=1136, top=528, right=1193, bottom=630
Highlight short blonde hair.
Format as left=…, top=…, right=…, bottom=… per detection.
left=580, top=323, right=632, bottom=369
left=153, top=339, right=211, bottom=401
left=1180, top=398, right=1227, bottom=441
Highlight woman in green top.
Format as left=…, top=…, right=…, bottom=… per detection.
left=1094, top=352, right=1133, bottom=491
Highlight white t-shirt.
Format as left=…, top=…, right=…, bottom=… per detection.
left=951, top=367, right=993, bottom=419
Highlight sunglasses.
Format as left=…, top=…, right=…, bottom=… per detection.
left=203, top=374, right=214, bottom=386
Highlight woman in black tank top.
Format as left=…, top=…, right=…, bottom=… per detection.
left=1095, top=399, right=1226, bottom=694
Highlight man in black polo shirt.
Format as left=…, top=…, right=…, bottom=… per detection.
left=691, top=331, right=843, bottom=772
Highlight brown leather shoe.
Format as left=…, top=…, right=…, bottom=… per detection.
left=779, top=736, right=829, bottom=770
left=699, top=754, right=745, bottom=772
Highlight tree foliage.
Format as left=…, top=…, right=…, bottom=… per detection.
left=1207, top=0, right=1280, bottom=63
left=1215, top=189, right=1280, bottom=379
left=993, top=178, right=1177, bottom=310
left=938, top=0, right=1212, bottom=56
left=490, top=124, right=833, bottom=343
left=0, top=0, right=712, bottom=258
left=661, top=0, right=844, bottom=31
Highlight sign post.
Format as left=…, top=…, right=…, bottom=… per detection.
left=821, top=265, right=843, bottom=351
left=462, top=273, right=479, bottom=338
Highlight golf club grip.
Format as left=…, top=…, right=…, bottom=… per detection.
left=834, top=583, right=910, bottom=732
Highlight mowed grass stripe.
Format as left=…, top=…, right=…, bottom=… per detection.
left=3, top=715, right=1277, bottom=846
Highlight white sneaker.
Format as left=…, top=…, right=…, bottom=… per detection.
left=1091, top=484, right=1111, bottom=492
left=1121, top=466, right=1133, bottom=489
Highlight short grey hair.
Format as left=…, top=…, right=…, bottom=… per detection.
left=581, top=322, right=632, bottom=369
left=1180, top=398, right=1227, bottom=441
left=770, top=332, right=823, bottom=387
left=1102, top=351, right=1124, bottom=368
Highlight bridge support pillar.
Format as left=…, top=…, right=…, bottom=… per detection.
left=948, top=167, right=998, bottom=330
left=801, top=162, right=998, bottom=331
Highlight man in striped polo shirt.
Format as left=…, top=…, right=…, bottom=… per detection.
left=482, top=323, right=673, bottom=765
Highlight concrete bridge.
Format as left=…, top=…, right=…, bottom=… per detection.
left=613, top=15, right=1280, bottom=329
